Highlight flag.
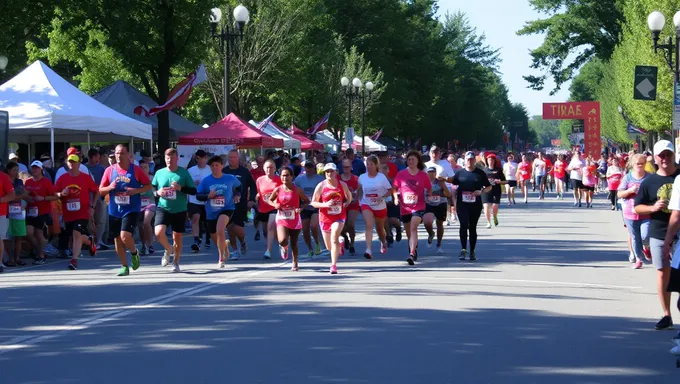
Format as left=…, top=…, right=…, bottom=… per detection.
left=255, top=111, right=277, bottom=131
left=370, top=128, right=383, bottom=141
left=134, top=64, right=208, bottom=117
left=307, top=110, right=331, bottom=135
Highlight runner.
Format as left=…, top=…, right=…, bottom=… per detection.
left=311, top=163, right=352, bottom=274
left=423, top=165, right=450, bottom=254
left=6, top=162, right=27, bottom=267
left=99, top=144, right=151, bottom=276
left=380, top=163, right=402, bottom=246
left=482, top=153, right=506, bottom=228
left=503, top=153, right=518, bottom=205
left=516, top=154, right=531, bottom=203
left=553, top=154, right=567, bottom=200
left=152, top=148, right=197, bottom=273
left=188, top=150, right=212, bottom=252
left=606, top=157, right=624, bottom=210
left=250, top=156, right=266, bottom=241
left=54, top=152, right=99, bottom=270
left=255, top=159, right=282, bottom=259
left=567, top=150, right=586, bottom=207
left=581, top=157, right=597, bottom=208
left=532, top=152, right=548, bottom=199
left=196, top=155, right=241, bottom=268
left=452, top=151, right=492, bottom=261
left=393, top=150, right=432, bottom=265
left=358, top=155, right=392, bottom=259
left=295, top=161, right=324, bottom=257
left=138, top=160, right=156, bottom=256
left=268, top=166, right=309, bottom=270
left=338, top=159, right=360, bottom=255
left=0, top=167, right=14, bottom=273
left=25, top=160, right=56, bottom=265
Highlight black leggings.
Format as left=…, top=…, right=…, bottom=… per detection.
left=607, top=190, right=617, bottom=207
left=457, top=203, right=482, bottom=252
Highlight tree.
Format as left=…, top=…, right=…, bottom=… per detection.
left=528, top=116, right=560, bottom=147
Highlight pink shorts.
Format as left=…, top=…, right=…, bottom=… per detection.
left=360, top=205, right=387, bottom=219
left=320, top=219, right=345, bottom=233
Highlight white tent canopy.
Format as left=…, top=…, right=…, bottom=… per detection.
left=342, top=135, right=387, bottom=153
left=249, top=119, right=301, bottom=150
left=0, top=61, right=152, bottom=147
left=315, top=130, right=340, bottom=145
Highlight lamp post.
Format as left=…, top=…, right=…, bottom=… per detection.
left=0, top=56, right=7, bottom=83
left=341, top=77, right=373, bottom=154
left=210, top=5, right=249, bottom=117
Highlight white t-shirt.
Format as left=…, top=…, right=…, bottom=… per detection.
left=503, top=162, right=518, bottom=181
left=358, top=172, right=392, bottom=210
left=533, top=158, right=547, bottom=176
left=55, top=164, right=91, bottom=183
left=188, top=165, right=212, bottom=205
left=569, top=158, right=585, bottom=180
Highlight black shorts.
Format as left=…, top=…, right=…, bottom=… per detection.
left=255, top=210, right=276, bottom=223
left=154, top=208, right=187, bottom=233
left=229, top=205, right=247, bottom=227
left=301, top=208, right=319, bottom=221
left=65, top=219, right=89, bottom=236
left=425, top=204, right=447, bottom=222
left=387, top=203, right=400, bottom=219
left=109, top=212, right=139, bottom=234
left=507, top=180, right=517, bottom=188
left=207, top=210, right=234, bottom=234
left=26, top=213, right=48, bottom=229
left=571, top=179, right=583, bottom=190
left=401, top=210, right=425, bottom=223
left=481, top=190, right=502, bottom=204
left=188, top=203, right=206, bottom=218
left=581, top=185, right=594, bottom=192
left=667, top=267, right=680, bottom=292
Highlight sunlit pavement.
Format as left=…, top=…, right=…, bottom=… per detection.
left=1, top=192, right=678, bottom=383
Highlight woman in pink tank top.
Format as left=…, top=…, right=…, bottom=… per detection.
left=311, top=163, right=352, bottom=274
left=267, top=167, right=309, bottom=271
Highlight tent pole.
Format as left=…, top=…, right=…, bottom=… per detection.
left=130, top=136, right=134, bottom=155
left=87, top=131, right=91, bottom=154
left=50, top=126, right=54, bottom=163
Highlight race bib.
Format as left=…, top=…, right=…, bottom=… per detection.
left=462, top=192, right=476, bottom=203
left=114, top=194, right=130, bottom=205
left=66, top=199, right=80, bottom=212
left=328, top=205, right=342, bottom=215
left=27, top=206, right=39, bottom=217
left=403, top=192, right=418, bottom=205
left=141, top=197, right=152, bottom=207
left=164, top=189, right=176, bottom=200
left=8, top=202, right=22, bottom=215
left=211, top=197, right=225, bottom=208
left=279, top=209, right=295, bottom=220
left=366, top=193, right=381, bottom=205
left=427, top=195, right=441, bottom=204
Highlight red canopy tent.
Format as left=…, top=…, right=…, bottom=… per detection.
left=178, top=112, right=284, bottom=149
left=277, top=123, right=324, bottom=151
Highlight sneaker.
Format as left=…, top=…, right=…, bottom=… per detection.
left=117, top=266, right=130, bottom=276
left=386, top=235, right=394, bottom=245
left=88, top=236, right=97, bottom=256
left=493, top=216, right=499, bottom=226
left=280, top=246, right=289, bottom=260
left=469, top=251, right=477, bottom=261
left=412, top=249, right=418, bottom=261
left=254, top=231, right=261, bottom=241
left=486, top=222, right=492, bottom=229
left=68, top=259, right=78, bottom=270
left=407, top=255, right=415, bottom=265
left=380, top=241, right=387, bottom=254
left=191, top=242, right=200, bottom=253
left=33, top=258, right=47, bottom=265
left=140, top=247, right=148, bottom=256
left=230, top=250, right=241, bottom=261
left=459, top=249, right=467, bottom=261
left=427, top=231, right=434, bottom=247
left=349, top=246, right=356, bottom=256
left=633, top=260, right=643, bottom=269
left=291, top=264, right=299, bottom=272
left=342, top=234, right=349, bottom=249
left=148, top=246, right=155, bottom=255
left=162, top=249, right=172, bottom=267
left=671, top=345, right=680, bottom=356
left=315, top=244, right=322, bottom=255
left=395, top=228, right=402, bottom=242
left=339, top=236, right=345, bottom=251
left=436, top=246, right=444, bottom=255
left=264, top=250, right=271, bottom=259
left=240, top=241, right=248, bottom=255
left=131, top=250, right=140, bottom=271
left=642, top=247, right=652, bottom=261
left=96, top=243, right=109, bottom=251
left=628, top=252, right=636, bottom=263
left=307, top=250, right=314, bottom=258
left=218, top=258, right=225, bottom=268
left=655, top=315, right=673, bottom=330
left=330, top=264, right=338, bottom=274
left=171, top=264, right=181, bottom=273
left=364, top=251, right=372, bottom=260
left=205, top=239, right=211, bottom=249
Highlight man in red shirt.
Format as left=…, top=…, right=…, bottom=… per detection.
left=25, top=161, right=57, bottom=264
left=54, top=153, right=100, bottom=270
left=0, top=170, right=15, bottom=273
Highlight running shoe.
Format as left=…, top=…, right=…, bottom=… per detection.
left=315, top=244, right=322, bottom=255
left=254, top=231, right=261, bottom=241
left=33, top=258, right=46, bottom=265
left=486, top=222, right=492, bottom=229
left=469, top=251, right=477, bottom=261
left=380, top=241, right=387, bottom=254
left=148, top=246, right=155, bottom=255
left=191, top=242, right=200, bottom=253
left=280, top=246, right=289, bottom=260
left=330, top=264, right=338, bottom=274
left=307, top=250, right=314, bottom=258
left=96, top=243, right=109, bottom=251
left=88, top=236, right=97, bottom=256
left=628, top=252, right=636, bottom=263
left=364, top=251, right=372, bottom=260
left=131, top=250, right=140, bottom=271
left=117, top=266, right=129, bottom=276
left=633, top=260, right=643, bottom=269
left=162, top=249, right=172, bottom=267
left=218, top=258, right=225, bottom=268
left=395, top=228, right=402, bottom=242
left=493, top=216, right=499, bottom=226
left=172, top=264, right=181, bottom=273
left=264, top=250, right=271, bottom=259
left=642, top=247, right=652, bottom=261
left=427, top=231, right=434, bottom=246
left=436, top=246, right=444, bottom=255
left=230, top=250, right=241, bottom=261
left=671, top=345, right=680, bottom=356
left=412, top=249, right=418, bottom=261
left=205, top=238, right=211, bottom=249
left=655, top=315, right=673, bottom=330
left=240, top=241, right=248, bottom=255
left=291, top=264, right=299, bottom=272
left=459, top=249, right=467, bottom=261
left=68, top=259, right=78, bottom=270
left=386, top=235, right=394, bottom=245
left=140, top=247, right=147, bottom=256
left=407, top=255, right=415, bottom=265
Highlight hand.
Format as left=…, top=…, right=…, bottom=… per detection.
left=233, top=196, right=241, bottom=204
left=271, top=202, right=279, bottom=209
left=61, top=188, right=70, bottom=197
left=653, top=199, right=668, bottom=212
left=208, top=189, right=217, bottom=199
left=171, top=181, right=182, bottom=191
left=664, top=242, right=672, bottom=261
left=436, top=175, right=446, bottom=181
left=394, top=198, right=399, bottom=206
left=109, top=180, right=117, bottom=190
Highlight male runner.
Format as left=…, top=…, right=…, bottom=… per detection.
left=188, top=150, right=212, bottom=252
left=100, top=144, right=152, bottom=276
left=223, top=149, right=256, bottom=260
left=152, top=148, right=196, bottom=272
left=295, top=161, right=324, bottom=257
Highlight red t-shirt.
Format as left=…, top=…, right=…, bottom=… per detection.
left=250, top=168, right=265, bottom=181
left=256, top=175, right=282, bottom=213
left=387, top=162, right=398, bottom=180
left=0, top=172, right=15, bottom=216
left=25, top=176, right=55, bottom=216
left=553, top=160, right=566, bottom=179
left=393, top=169, right=432, bottom=215
left=518, top=162, right=532, bottom=180
left=337, top=174, right=359, bottom=209
left=55, top=172, right=98, bottom=222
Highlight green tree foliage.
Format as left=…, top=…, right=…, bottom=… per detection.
left=528, top=116, right=560, bottom=147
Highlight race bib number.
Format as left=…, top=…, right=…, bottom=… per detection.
left=114, top=194, right=130, bottom=205
left=141, top=197, right=152, bottom=207
left=403, top=193, right=418, bottom=205
left=279, top=209, right=295, bottom=220
left=211, top=197, right=225, bottom=208
left=66, top=199, right=80, bottom=212
left=461, top=192, right=476, bottom=203
left=164, top=189, right=176, bottom=200
left=366, top=193, right=381, bottom=205
left=28, top=206, right=39, bottom=217
left=328, top=205, right=342, bottom=215
left=427, top=195, right=441, bottom=204
left=8, top=202, right=22, bottom=215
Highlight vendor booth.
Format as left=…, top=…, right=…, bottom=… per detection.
left=248, top=119, right=300, bottom=150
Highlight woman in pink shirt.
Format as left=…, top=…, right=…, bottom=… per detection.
left=255, top=160, right=282, bottom=259
left=393, top=151, right=432, bottom=265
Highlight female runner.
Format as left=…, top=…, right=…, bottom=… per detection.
left=581, top=157, right=597, bottom=208
left=357, top=155, right=392, bottom=259
left=553, top=154, right=567, bottom=200
left=255, top=159, right=282, bottom=259
left=423, top=166, right=451, bottom=254
left=517, top=153, right=532, bottom=204
left=311, top=163, right=352, bottom=274
left=268, top=166, right=309, bottom=271
left=393, top=150, right=432, bottom=265
left=453, top=151, right=491, bottom=261
left=338, top=159, right=360, bottom=255
left=482, top=153, right=506, bottom=228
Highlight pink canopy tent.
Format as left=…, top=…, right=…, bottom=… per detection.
left=277, top=123, right=324, bottom=151
left=178, top=112, right=283, bottom=149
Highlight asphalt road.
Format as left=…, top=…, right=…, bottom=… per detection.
left=1, top=192, right=678, bottom=383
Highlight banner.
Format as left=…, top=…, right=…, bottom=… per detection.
left=551, top=139, right=562, bottom=147
left=543, top=101, right=600, bottom=158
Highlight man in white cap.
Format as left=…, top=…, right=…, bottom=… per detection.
left=9, top=153, right=28, bottom=173
left=635, top=139, right=680, bottom=330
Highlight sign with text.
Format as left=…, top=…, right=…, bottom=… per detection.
left=543, top=102, right=601, bottom=158
left=634, top=66, right=657, bottom=101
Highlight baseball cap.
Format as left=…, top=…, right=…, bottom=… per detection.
left=653, top=140, right=674, bottom=156
left=30, top=160, right=43, bottom=169
left=67, top=154, right=80, bottom=162
left=67, top=147, right=79, bottom=156
left=464, top=151, right=475, bottom=160
left=323, top=163, right=337, bottom=172
left=426, top=166, right=437, bottom=173
left=9, top=153, right=18, bottom=160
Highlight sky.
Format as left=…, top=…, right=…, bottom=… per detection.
left=437, top=0, right=571, bottom=117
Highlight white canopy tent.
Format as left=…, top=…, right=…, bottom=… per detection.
left=248, top=119, right=301, bottom=150
left=0, top=60, right=152, bottom=160
left=341, top=135, right=387, bottom=153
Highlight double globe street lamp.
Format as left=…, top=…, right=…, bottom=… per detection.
left=210, top=4, right=249, bottom=116
left=341, top=77, right=374, bottom=154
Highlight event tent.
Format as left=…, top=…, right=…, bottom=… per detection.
left=93, top=80, right=202, bottom=141
left=178, top=112, right=283, bottom=149
left=248, top=119, right=300, bottom=150
left=342, top=135, right=387, bottom=152
left=375, top=135, right=405, bottom=150
left=0, top=61, right=152, bottom=149
left=315, top=130, right=340, bottom=146
left=289, top=124, right=324, bottom=151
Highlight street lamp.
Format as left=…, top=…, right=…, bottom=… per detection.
left=210, top=4, right=249, bottom=117
left=0, top=56, right=7, bottom=73
left=341, top=77, right=374, bottom=154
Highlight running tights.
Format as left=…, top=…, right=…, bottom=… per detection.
left=457, top=203, right=482, bottom=252
left=607, top=190, right=617, bottom=207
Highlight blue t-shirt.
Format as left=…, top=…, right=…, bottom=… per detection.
left=197, top=174, right=241, bottom=220
left=105, top=164, right=145, bottom=218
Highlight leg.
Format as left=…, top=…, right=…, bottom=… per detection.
left=266, top=213, right=276, bottom=253
left=423, top=212, right=435, bottom=239
left=483, top=203, right=491, bottom=223
left=409, top=216, right=422, bottom=255
left=329, top=221, right=345, bottom=267
left=216, top=214, right=230, bottom=261
left=345, top=210, right=359, bottom=247
left=144, top=211, right=155, bottom=247
left=228, top=224, right=245, bottom=251
left=172, top=231, right=183, bottom=265
left=289, top=229, right=301, bottom=267
left=436, top=218, right=445, bottom=246
left=457, top=206, right=469, bottom=250
left=362, top=209, right=376, bottom=254
left=310, top=214, right=321, bottom=248
left=277, top=225, right=289, bottom=248
left=26, top=225, right=45, bottom=260
left=469, top=205, right=482, bottom=252
left=492, top=203, right=499, bottom=219
left=302, top=218, right=313, bottom=251
left=375, top=216, right=387, bottom=244
left=154, top=225, right=172, bottom=253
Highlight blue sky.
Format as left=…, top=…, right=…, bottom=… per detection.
left=437, top=0, right=571, bottom=116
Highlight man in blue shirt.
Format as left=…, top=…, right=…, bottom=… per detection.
left=338, top=148, right=366, bottom=176
left=197, top=155, right=241, bottom=268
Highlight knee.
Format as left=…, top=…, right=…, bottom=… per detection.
left=279, top=238, right=289, bottom=247
left=121, top=231, right=132, bottom=242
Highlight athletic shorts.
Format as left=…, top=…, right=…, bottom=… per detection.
left=581, top=185, right=595, bottom=192
left=301, top=209, right=318, bottom=221
left=9, top=219, right=26, bottom=237
left=401, top=210, right=425, bottom=223
left=481, top=190, right=502, bottom=204
left=0, top=216, right=8, bottom=240
left=507, top=180, right=517, bottom=188
left=360, top=205, right=387, bottom=219
left=571, top=179, right=583, bottom=190
left=255, top=210, right=276, bottom=223
left=425, top=204, right=447, bottom=222
left=65, top=219, right=89, bottom=236
left=154, top=208, right=186, bottom=233
left=26, top=213, right=48, bottom=229
left=667, top=267, right=680, bottom=293
left=320, top=219, right=345, bottom=233
left=229, top=205, right=247, bottom=227
left=649, top=238, right=671, bottom=270
left=109, top=212, right=139, bottom=234
left=188, top=202, right=206, bottom=218
left=386, top=203, right=400, bottom=219
left=207, top=210, right=234, bottom=234
left=347, top=203, right=360, bottom=212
